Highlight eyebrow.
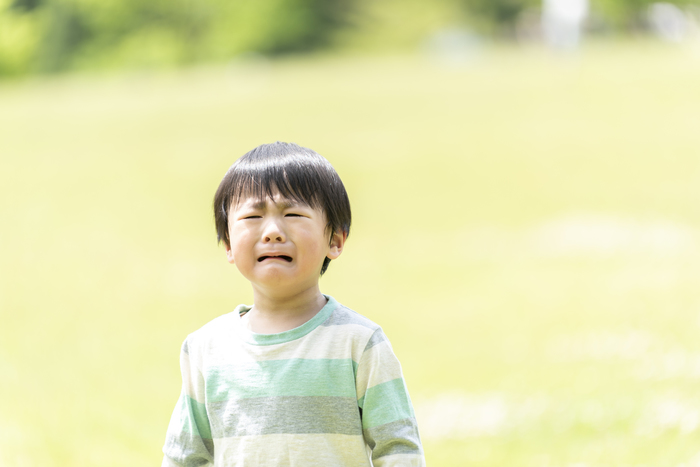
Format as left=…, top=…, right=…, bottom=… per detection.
left=249, top=199, right=299, bottom=210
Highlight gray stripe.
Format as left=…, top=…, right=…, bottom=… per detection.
left=321, top=307, right=380, bottom=330
left=163, top=431, right=214, bottom=467
left=182, top=339, right=190, bottom=355
left=363, top=328, right=387, bottom=352
left=364, top=417, right=423, bottom=460
left=208, top=396, right=363, bottom=438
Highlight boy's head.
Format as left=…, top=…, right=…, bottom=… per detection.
left=214, top=142, right=351, bottom=276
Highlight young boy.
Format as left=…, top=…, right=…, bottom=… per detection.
left=162, top=142, right=425, bottom=466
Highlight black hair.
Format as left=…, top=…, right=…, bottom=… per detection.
left=213, top=142, right=351, bottom=275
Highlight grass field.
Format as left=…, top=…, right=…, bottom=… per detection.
left=2, top=41, right=700, bottom=466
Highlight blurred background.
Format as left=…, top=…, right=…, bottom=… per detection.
left=2, top=0, right=700, bottom=465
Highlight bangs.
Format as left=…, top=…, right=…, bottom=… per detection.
left=227, top=161, right=324, bottom=213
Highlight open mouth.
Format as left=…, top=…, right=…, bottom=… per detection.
left=258, top=255, right=293, bottom=262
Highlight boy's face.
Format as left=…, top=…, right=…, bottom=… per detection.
left=225, top=191, right=345, bottom=295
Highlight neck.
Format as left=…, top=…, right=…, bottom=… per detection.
left=245, top=284, right=327, bottom=334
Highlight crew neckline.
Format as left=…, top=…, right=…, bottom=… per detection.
left=232, top=295, right=338, bottom=346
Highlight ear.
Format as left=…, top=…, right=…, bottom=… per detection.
left=327, top=230, right=347, bottom=260
left=225, top=244, right=235, bottom=264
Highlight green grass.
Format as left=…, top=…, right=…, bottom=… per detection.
left=2, top=41, right=700, bottom=466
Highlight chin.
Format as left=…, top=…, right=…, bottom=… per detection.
left=254, top=272, right=295, bottom=286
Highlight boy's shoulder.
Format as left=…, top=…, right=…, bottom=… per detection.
left=315, top=299, right=395, bottom=359
left=321, top=299, right=382, bottom=334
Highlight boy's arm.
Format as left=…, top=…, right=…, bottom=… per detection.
left=356, top=328, right=425, bottom=467
left=162, top=338, right=214, bottom=467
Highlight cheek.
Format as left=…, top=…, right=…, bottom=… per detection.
left=228, top=232, right=254, bottom=260
left=303, top=232, right=330, bottom=258
left=229, top=223, right=253, bottom=242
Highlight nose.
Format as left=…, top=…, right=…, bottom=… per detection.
left=262, top=218, right=286, bottom=243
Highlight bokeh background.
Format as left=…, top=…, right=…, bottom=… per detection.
left=2, top=0, right=700, bottom=465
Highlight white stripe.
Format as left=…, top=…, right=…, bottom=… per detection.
left=196, top=323, right=375, bottom=366
left=181, top=350, right=206, bottom=403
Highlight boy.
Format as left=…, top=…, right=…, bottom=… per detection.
left=162, top=142, right=425, bottom=466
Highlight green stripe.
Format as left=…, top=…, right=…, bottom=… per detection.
left=205, top=358, right=357, bottom=401
left=178, top=393, right=212, bottom=439
left=360, top=378, right=414, bottom=429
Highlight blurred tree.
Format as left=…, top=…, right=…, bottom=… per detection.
left=458, top=0, right=699, bottom=33
left=3, top=0, right=700, bottom=77
left=10, top=0, right=43, bottom=12
left=0, top=0, right=42, bottom=75
left=593, top=0, right=656, bottom=29
left=36, top=1, right=91, bottom=72
left=459, top=0, right=539, bottom=35
left=0, top=0, right=356, bottom=76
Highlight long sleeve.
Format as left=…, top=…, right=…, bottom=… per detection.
left=355, top=328, right=425, bottom=467
left=162, top=338, right=214, bottom=467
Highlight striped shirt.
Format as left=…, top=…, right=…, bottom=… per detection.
left=162, top=295, right=425, bottom=467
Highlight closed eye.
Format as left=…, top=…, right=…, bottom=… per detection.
left=244, top=215, right=262, bottom=219
left=285, top=213, right=303, bottom=217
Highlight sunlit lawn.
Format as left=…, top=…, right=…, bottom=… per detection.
left=2, top=40, right=700, bottom=466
